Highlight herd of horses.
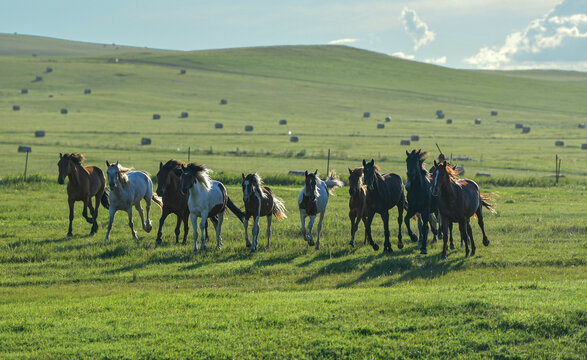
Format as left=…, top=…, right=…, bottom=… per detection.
left=57, top=149, right=494, bottom=259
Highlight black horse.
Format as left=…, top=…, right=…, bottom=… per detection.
left=362, top=159, right=406, bottom=252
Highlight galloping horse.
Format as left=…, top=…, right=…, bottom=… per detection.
left=155, top=159, right=190, bottom=246
left=298, top=170, right=344, bottom=249
left=105, top=161, right=162, bottom=240
left=180, top=163, right=244, bottom=252
left=429, top=155, right=456, bottom=249
left=241, top=173, right=287, bottom=252
left=57, top=153, right=109, bottom=236
left=404, top=149, right=440, bottom=254
left=348, top=167, right=368, bottom=247
left=362, top=159, right=406, bottom=252
left=432, top=161, right=494, bottom=258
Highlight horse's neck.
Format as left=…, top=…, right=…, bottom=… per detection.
left=189, top=181, right=207, bottom=199
left=68, top=165, right=85, bottom=185
left=440, top=178, right=458, bottom=200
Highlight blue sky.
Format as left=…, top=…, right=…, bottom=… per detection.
left=2, top=0, right=586, bottom=70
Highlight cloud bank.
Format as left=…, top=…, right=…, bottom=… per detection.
left=401, top=8, right=436, bottom=51
left=464, top=0, right=587, bottom=69
left=328, top=38, right=358, bottom=45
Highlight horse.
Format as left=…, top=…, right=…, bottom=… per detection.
left=241, top=173, right=287, bottom=252
left=362, top=159, right=406, bottom=252
left=105, top=161, right=162, bottom=240
left=429, top=158, right=456, bottom=248
left=298, top=170, right=344, bottom=249
left=57, top=153, right=109, bottom=236
left=347, top=167, right=368, bottom=247
left=432, top=161, right=495, bottom=259
left=155, top=159, right=191, bottom=246
left=180, top=163, right=244, bottom=253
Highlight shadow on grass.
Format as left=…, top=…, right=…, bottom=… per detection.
left=103, top=252, right=194, bottom=274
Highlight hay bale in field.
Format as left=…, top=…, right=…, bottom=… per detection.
left=290, top=136, right=299, bottom=142
left=180, top=69, right=186, bottom=75
left=220, top=99, right=228, bottom=105
left=288, top=170, right=305, bottom=176
left=13, top=105, right=20, bottom=111
left=474, top=118, right=482, bottom=125
left=244, top=125, right=254, bottom=132
left=476, top=172, right=491, bottom=177
left=18, top=145, right=32, bottom=153
left=377, top=123, right=384, bottom=129
left=436, top=110, right=445, bottom=119
left=579, top=123, right=585, bottom=129
left=279, top=119, right=287, bottom=125
left=33, top=75, right=42, bottom=82
left=34, top=130, right=45, bottom=137
left=515, top=123, right=523, bottom=129
left=522, top=126, right=531, bottom=133
left=180, top=112, right=189, bottom=118
left=385, top=116, right=391, bottom=123
left=45, top=67, right=53, bottom=73
left=455, top=165, right=465, bottom=175
left=400, top=139, right=410, bottom=146
left=411, top=135, right=419, bottom=141
left=363, top=112, right=370, bottom=118
left=555, top=140, right=564, bottom=147
left=84, top=89, right=91, bottom=94
left=491, top=110, right=498, bottom=116
left=60, top=108, right=68, bottom=114
left=21, top=88, right=28, bottom=94
left=152, top=114, right=161, bottom=120
left=141, top=137, right=151, bottom=145
left=582, top=143, right=587, bottom=150
left=215, top=122, right=223, bottom=129
left=446, top=119, right=452, bottom=124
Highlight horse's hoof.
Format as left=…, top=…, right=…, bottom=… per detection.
left=372, top=243, right=379, bottom=251
left=246, top=241, right=251, bottom=248
left=315, top=244, right=320, bottom=250
left=483, top=238, right=490, bottom=246
left=420, top=248, right=428, bottom=255
left=67, top=233, right=73, bottom=238
left=349, top=241, right=355, bottom=247
left=155, top=239, right=162, bottom=247
left=450, top=243, right=455, bottom=250
left=410, top=234, right=418, bottom=242
left=383, top=247, right=392, bottom=253
left=441, top=254, right=447, bottom=260
left=397, top=242, right=404, bottom=250
left=182, top=241, right=187, bottom=245
left=251, top=247, right=256, bottom=252
left=308, top=240, right=315, bottom=246
left=471, top=250, right=476, bottom=256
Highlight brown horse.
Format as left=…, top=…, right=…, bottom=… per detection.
left=155, top=159, right=190, bottom=246
left=241, top=173, right=287, bottom=252
left=57, top=153, right=109, bottom=236
left=432, top=161, right=495, bottom=259
left=348, top=167, right=368, bottom=247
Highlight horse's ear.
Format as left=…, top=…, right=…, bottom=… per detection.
left=362, top=159, right=366, bottom=166
left=348, top=168, right=352, bottom=174
left=405, top=150, right=409, bottom=156
left=115, top=161, right=119, bottom=166
left=241, top=173, right=245, bottom=180
left=59, top=153, right=63, bottom=159
left=370, top=159, right=374, bottom=165
left=434, top=160, right=437, bottom=166
left=106, top=160, right=110, bottom=167
left=305, top=170, right=308, bottom=177
left=314, top=169, right=318, bottom=175
left=159, top=162, right=163, bottom=170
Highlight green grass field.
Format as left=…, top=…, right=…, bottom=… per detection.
left=0, top=35, right=586, bottom=359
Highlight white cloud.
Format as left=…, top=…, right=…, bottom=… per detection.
left=400, top=8, right=436, bottom=51
left=464, top=0, right=587, bottom=69
left=424, top=56, right=447, bottom=65
left=391, top=51, right=415, bottom=60
left=328, top=38, right=358, bottom=45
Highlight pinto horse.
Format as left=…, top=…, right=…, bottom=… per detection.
left=241, top=173, right=287, bottom=252
left=180, top=163, right=244, bottom=252
left=105, top=161, right=162, bottom=240
left=347, top=167, right=368, bottom=247
left=362, top=159, right=406, bottom=252
left=57, top=153, right=109, bottom=236
left=432, top=161, right=495, bottom=259
left=298, top=170, right=344, bottom=249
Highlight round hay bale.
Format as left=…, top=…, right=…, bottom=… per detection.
left=45, top=67, right=53, bottom=73
left=476, top=172, right=491, bottom=177
left=385, top=116, right=391, bottom=123
left=579, top=123, right=585, bottom=129
left=446, top=119, right=452, bottom=124
left=400, top=139, right=410, bottom=146
left=152, top=114, right=161, bottom=120
left=290, top=136, right=299, bottom=142
left=436, top=110, right=445, bottom=119
left=180, top=69, right=186, bottom=75
left=474, top=118, right=482, bottom=125
left=363, top=112, right=370, bottom=118
left=18, top=145, right=32, bottom=153
left=84, top=89, right=91, bottom=94
left=377, top=123, right=385, bottom=129
left=21, top=88, right=28, bottom=94
left=244, top=125, right=254, bottom=132
left=180, top=112, right=189, bottom=118
left=60, top=108, right=68, bottom=114
left=13, top=105, right=20, bottom=111
left=141, top=137, right=151, bottom=145
left=515, top=123, right=523, bottom=129
left=279, top=119, right=287, bottom=125
left=522, top=126, right=531, bottom=133
left=215, top=122, right=223, bottom=129
left=34, top=75, right=42, bottom=81
left=555, top=140, right=564, bottom=147
left=582, top=143, right=587, bottom=150
left=455, top=165, right=465, bottom=176
left=411, top=135, right=419, bottom=141
left=220, top=99, right=228, bottom=105
left=491, top=110, right=498, bottom=116
left=34, top=130, right=45, bottom=137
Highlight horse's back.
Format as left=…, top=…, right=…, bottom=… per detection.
left=85, top=165, right=106, bottom=195
left=382, top=172, right=405, bottom=203
left=457, top=179, right=481, bottom=215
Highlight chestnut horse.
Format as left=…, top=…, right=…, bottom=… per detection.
left=432, top=161, right=495, bottom=259
left=155, top=159, right=190, bottom=246
left=57, top=153, right=109, bottom=236
left=347, top=167, right=368, bottom=247
left=241, top=173, right=287, bottom=252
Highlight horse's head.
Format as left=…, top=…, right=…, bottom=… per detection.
left=57, top=153, right=71, bottom=184
left=242, top=173, right=258, bottom=204
left=432, top=160, right=449, bottom=196
left=362, top=159, right=377, bottom=192
left=180, top=167, right=194, bottom=195
left=348, top=167, right=363, bottom=197
left=406, top=149, right=427, bottom=181
left=304, top=170, right=319, bottom=202
left=106, top=160, right=120, bottom=190
left=156, top=160, right=184, bottom=197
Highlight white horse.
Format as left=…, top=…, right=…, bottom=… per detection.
left=180, top=163, right=244, bottom=253
left=105, top=161, right=162, bottom=240
left=298, top=170, right=344, bottom=249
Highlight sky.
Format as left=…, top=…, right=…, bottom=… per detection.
left=2, top=0, right=586, bottom=71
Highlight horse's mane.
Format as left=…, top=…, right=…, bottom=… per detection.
left=63, top=153, right=85, bottom=165
left=162, top=159, right=186, bottom=171
left=116, top=163, right=134, bottom=187
left=185, top=163, right=212, bottom=190
left=245, top=173, right=267, bottom=199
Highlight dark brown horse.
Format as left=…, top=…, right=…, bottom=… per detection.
left=348, top=167, right=368, bottom=247
left=155, top=159, right=190, bottom=246
left=57, top=153, right=109, bottom=236
left=241, top=173, right=287, bottom=252
left=362, top=159, right=406, bottom=252
left=432, top=161, right=495, bottom=259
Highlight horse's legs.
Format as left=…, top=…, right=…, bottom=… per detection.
left=365, top=211, right=379, bottom=251
left=396, top=202, right=404, bottom=250
left=105, top=207, right=115, bottom=240
left=467, top=220, right=476, bottom=256
left=307, top=215, right=317, bottom=246
left=315, top=211, right=326, bottom=250
left=420, top=209, right=430, bottom=255
left=251, top=215, right=260, bottom=252
left=134, top=203, right=147, bottom=233
left=299, top=210, right=307, bottom=241
left=266, top=214, right=272, bottom=249
left=199, top=214, right=208, bottom=250
left=190, top=213, right=199, bottom=253
left=458, top=220, right=469, bottom=257
left=381, top=210, right=392, bottom=253
left=349, top=210, right=357, bottom=246
left=174, top=214, right=181, bottom=243
left=127, top=207, right=138, bottom=240
left=403, top=207, right=419, bottom=243
left=155, top=207, right=170, bottom=246
left=182, top=212, right=189, bottom=245
left=244, top=215, right=251, bottom=248
left=143, top=196, right=153, bottom=233
left=476, top=205, right=490, bottom=247
left=67, top=198, right=75, bottom=237
left=214, top=212, right=224, bottom=249
left=440, top=215, right=449, bottom=259
left=429, top=212, right=438, bottom=244
left=362, top=216, right=368, bottom=245
left=81, top=198, right=93, bottom=224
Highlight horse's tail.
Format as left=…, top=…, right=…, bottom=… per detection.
left=152, top=193, right=163, bottom=208
left=480, top=193, right=496, bottom=214
left=324, top=171, right=344, bottom=195
left=101, top=189, right=110, bottom=210
left=272, top=195, right=287, bottom=222
left=226, top=197, right=246, bottom=223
